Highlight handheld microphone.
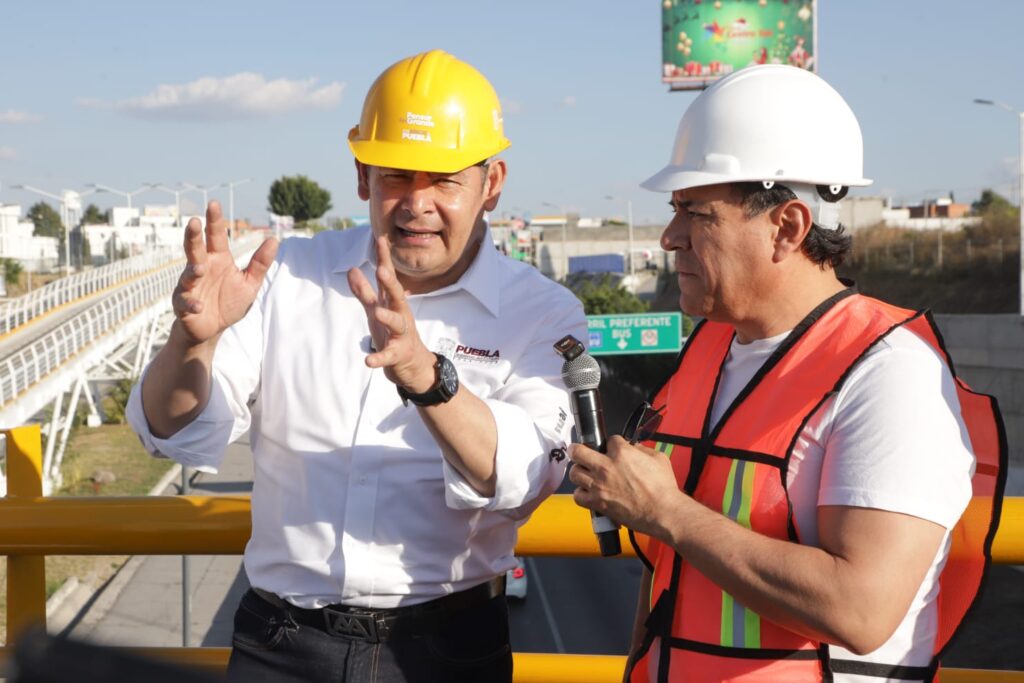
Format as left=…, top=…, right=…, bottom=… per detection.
left=554, top=334, right=621, bottom=557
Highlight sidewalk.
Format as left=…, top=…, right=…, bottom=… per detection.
left=63, top=440, right=253, bottom=648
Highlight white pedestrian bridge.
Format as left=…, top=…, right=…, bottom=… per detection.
left=0, top=236, right=263, bottom=493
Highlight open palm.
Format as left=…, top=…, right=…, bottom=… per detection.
left=173, top=201, right=278, bottom=343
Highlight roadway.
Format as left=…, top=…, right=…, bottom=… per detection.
left=509, top=509, right=641, bottom=656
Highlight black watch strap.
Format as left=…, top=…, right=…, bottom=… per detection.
left=397, top=353, right=459, bottom=407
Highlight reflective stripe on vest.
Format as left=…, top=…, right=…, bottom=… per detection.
left=627, top=292, right=1006, bottom=683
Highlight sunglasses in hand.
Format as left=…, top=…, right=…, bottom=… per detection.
left=622, top=401, right=665, bottom=445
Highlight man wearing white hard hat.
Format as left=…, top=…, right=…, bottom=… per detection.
left=569, top=65, right=1004, bottom=682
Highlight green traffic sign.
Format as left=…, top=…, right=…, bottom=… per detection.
left=586, top=312, right=683, bottom=356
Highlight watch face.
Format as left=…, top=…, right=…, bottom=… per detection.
left=439, top=356, right=459, bottom=397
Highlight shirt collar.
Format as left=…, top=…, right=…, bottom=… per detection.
left=332, top=225, right=501, bottom=317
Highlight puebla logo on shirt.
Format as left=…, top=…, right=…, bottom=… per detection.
left=436, top=337, right=502, bottom=365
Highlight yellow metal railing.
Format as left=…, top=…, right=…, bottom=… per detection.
left=2, top=425, right=1022, bottom=682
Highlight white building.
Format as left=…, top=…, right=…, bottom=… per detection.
left=84, top=204, right=184, bottom=264
left=529, top=215, right=568, bottom=228
left=839, top=196, right=982, bottom=232
left=839, top=196, right=888, bottom=230
left=0, top=204, right=60, bottom=271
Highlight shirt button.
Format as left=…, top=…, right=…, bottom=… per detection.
left=359, top=477, right=367, bottom=485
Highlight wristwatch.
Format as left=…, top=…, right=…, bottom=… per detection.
left=397, top=353, right=459, bottom=407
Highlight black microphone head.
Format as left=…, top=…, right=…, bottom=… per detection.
left=561, top=351, right=601, bottom=391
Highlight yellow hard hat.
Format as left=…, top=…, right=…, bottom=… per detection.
left=348, top=50, right=511, bottom=174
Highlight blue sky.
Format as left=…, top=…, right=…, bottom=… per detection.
left=2, top=0, right=1023, bottom=227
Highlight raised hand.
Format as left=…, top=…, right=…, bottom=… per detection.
left=173, top=201, right=279, bottom=344
left=347, top=236, right=437, bottom=392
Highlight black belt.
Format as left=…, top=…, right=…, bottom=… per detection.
left=249, top=576, right=506, bottom=643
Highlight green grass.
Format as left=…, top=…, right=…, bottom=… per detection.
left=57, top=424, right=174, bottom=497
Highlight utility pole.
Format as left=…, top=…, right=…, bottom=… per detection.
left=220, top=179, right=252, bottom=238
left=974, top=98, right=1024, bottom=315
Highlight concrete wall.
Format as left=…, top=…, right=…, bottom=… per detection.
left=536, top=224, right=666, bottom=280
left=933, top=314, right=1024, bottom=495
left=840, top=196, right=887, bottom=230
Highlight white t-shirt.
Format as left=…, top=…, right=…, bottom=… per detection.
left=709, top=325, right=975, bottom=681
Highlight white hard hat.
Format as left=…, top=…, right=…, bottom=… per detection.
left=642, top=65, right=872, bottom=193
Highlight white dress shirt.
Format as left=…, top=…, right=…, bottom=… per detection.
left=127, top=226, right=587, bottom=608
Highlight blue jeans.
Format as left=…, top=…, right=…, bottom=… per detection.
left=225, top=588, right=513, bottom=682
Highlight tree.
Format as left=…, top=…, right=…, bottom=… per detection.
left=568, top=273, right=649, bottom=315
left=267, top=175, right=332, bottom=226
left=971, top=189, right=1014, bottom=216
left=81, top=203, right=109, bottom=225
left=0, top=258, right=22, bottom=288
left=967, top=189, right=1020, bottom=244
left=27, top=201, right=63, bottom=240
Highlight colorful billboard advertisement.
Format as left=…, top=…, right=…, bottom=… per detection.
left=661, top=0, right=816, bottom=89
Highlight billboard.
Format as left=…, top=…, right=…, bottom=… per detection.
left=662, top=0, right=816, bottom=90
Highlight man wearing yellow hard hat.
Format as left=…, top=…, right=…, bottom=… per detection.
left=128, top=50, right=586, bottom=682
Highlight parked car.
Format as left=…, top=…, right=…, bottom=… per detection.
left=505, top=556, right=528, bottom=601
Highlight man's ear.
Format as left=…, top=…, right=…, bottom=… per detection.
left=482, top=159, right=507, bottom=212
left=356, top=160, right=370, bottom=201
left=772, top=199, right=814, bottom=263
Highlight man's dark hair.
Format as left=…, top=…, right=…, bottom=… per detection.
left=734, top=182, right=852, bottom=269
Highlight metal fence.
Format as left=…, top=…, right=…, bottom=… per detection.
left=0, top=264, right=179, bottom=407
left=0, top=235, right=264, bottom=409
left=0, top=246, right=180, bottom=336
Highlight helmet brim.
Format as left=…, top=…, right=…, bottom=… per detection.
left=641, top=164, right=873, bottom=193
left=348, top=129, right=510, bottom=175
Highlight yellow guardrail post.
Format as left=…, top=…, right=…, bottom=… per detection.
left=5, top=425, right=46, bottom=643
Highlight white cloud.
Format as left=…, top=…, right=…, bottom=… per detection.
left=0, top=110, right=40, bottom=124
left=0, top=147, right=16, bottom=160
left=560, top=95, right=578, bottom=108
left=78, top=73, right=344, bottom=121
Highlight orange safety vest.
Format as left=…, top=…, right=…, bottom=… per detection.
left=627, top=291, right=1006, bottom=683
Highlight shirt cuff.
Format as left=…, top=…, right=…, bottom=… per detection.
left=443, top=398, right=566, bottom=515
left=126, top=372, right=241, bottom=473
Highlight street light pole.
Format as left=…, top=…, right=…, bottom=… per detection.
left=12, top=184, right=76, bottom=276
left=219, top=178, right=252, bottom=238
left=604, top=195, right=635, bottom=276
left=181, top=183, right=219, bottom=227
left=627, top=198, right=635, bottom=276
left=542, top=201, right=568, bottom=280
left=146, top=183, right=183, bottom=228
left=87, top=183, right=149, bottom=210
left=974, top=98, right=1024, bottom=316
